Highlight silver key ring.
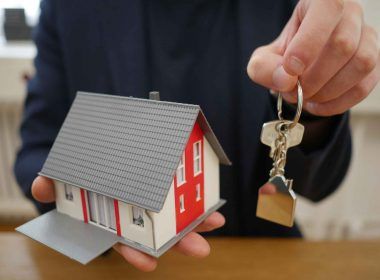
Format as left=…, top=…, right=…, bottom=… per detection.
left=276, top=80, right=303, bottom=130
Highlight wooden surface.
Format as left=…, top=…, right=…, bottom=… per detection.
left=1, top=232, right=379, bottom=280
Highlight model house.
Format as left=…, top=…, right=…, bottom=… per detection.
left=17, top=91, right=231, bottom=264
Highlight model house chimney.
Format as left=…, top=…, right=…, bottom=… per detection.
left=149, top=91, right=160, bottom=101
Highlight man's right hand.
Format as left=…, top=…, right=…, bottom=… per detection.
left=31, top=176, right=225, bottom=272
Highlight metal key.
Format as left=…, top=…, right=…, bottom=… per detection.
left=256, top=81, right=304, bottom=227
left=256, top=122, right=298, bottom=227
left=261, top=120, right=304, bottom=158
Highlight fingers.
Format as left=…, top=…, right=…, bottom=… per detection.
left=247, top=0, right=379, bottom=116
left=247, top=43, right=298, bottom=92
left=114, top=232, right=212, bottom=272
left=283, top=0, right=344, bottom=76
left=31, top=176, right=55, bottom=203
left=194, top=211, right=225, bottom=233
left=173, top=231, right=210, bottom=258
left=301, top=1, right=363, bottom=98
left=248, top=0, right=346, bottom=92
left=113, top=244, right=157, bottom=272
left=310, top=25, right=379, bottom=103
left=113, top=212, right=223, bottom=271
left=305, top=57, right=380, bottom=116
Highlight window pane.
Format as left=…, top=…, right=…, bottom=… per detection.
left=196, top=184, right=201, bottom=201
left=180, top=195, right=185, bottom=212
left=193, top=141, right=201, bottom=175
left=194, top=158, right=201, bottom=174
left=64, top=184, right=73, bottom=201
left=97, top=195, right=106, bottom=226
left=177, top=167, right=184, bottom=183
left=176, top=153, right=186, bottom=186
left=106, top=197, right=116, bottom=230
left=132, top=206, right=144, bottom=227
left=194, top=142, right=200, bottom=157
left=87, top=192, right=97, bottom=223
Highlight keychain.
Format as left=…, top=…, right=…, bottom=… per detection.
left=256, top=81, right=304, bottom=227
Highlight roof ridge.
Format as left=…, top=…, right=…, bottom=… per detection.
left=77, top=91, right=201, bottom=110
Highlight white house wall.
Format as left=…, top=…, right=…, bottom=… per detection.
left=54, top=180, right=84, bottom=221
left=150, top=182, right=176, bottom=249
left=204, top=137, right=220, bottom=211
left=118, top=201, right=154, bottom=249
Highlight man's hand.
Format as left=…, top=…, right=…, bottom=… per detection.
left=247, top=0, right=380, bottom=116
left=32, top=176, right=225, bottom=272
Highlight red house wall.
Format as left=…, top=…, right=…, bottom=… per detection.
left=174, top=122, right=205, bottom=233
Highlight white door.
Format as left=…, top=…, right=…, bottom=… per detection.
left=87, top=191, right=116, bottom=232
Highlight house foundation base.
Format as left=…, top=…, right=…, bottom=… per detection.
left=16, top=199, right=226, bottom=264
left=119, top=199, right=226, bottom=257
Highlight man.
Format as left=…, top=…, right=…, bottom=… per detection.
left=15, top=0, right=379, bottom=271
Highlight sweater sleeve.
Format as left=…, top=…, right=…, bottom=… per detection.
left=14, top=0, right=70, bottom=213
left=268, top=95, right=352, bottom=202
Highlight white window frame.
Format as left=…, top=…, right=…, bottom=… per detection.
left=87, top=191, right=116, bottom=233
left=132, top=206, right=145, bottom=227
left=196, top=184, right=201, bottom=201
left=64, top=184, right=73, bottom=201
left=179, top=194, right=185, bottom=213
left=193, top=141, right=202, bottom=176
left=176, top=153, right=186, bottom=186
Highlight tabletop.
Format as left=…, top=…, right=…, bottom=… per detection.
left=1, top=232, right=379, bottom=280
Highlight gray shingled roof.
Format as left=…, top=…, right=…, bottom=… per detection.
left=40, top=92, right=231, bottom=212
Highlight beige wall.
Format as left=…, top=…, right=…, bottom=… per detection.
left=55, top=179, right=155, bottom=248
left=150, top=182, right=176, bottom=249
left=203, top=137, right=220, bottom=211
left=54, top=181, right=84, bottom=221
left=118, top=201, right=154, bottom=249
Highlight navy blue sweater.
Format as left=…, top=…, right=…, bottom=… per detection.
left=14, top=0, right=351, bottom=237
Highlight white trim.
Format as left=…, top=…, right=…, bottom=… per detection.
left=176, top=153, right=186, bottom=186
left=193, top=141, right=202, bottom=176
left=54, top=181, right=83, bottom=221
left=179, top=194, right=185, bottom=213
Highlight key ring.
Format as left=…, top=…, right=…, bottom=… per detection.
left=276, top=80, right=303, bottom=130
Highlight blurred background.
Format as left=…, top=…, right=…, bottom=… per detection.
left=0, top=0, right=379, bottom=239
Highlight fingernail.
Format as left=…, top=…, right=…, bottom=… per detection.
left=287, top=56, right=305, bottom=75
left=273, top=66, right=294, bottom=91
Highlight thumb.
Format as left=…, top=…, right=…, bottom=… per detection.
left=31, top=176, right=55, bottom=203
left=247, top=42, right=298, bottom=93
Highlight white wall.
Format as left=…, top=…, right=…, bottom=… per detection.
left=118, top=201, right=154, bottom=249
left=150, top=182, right=176, bottom=249
left=203, top=137, right=220, bottom=211
left=54, top=180, right=83, bottom=221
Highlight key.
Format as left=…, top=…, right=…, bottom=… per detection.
left=257, top=80, right=304, bottom=227
left=261, top=120, right=304, bottom=157
left=256, top=120, right=300, bottom=227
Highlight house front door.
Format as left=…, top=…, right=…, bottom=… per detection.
left=87, top=191, right=117, bottom=232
